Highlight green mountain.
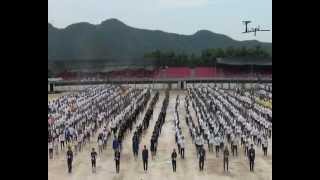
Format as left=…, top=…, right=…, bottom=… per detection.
left=48, top=18, right=272, bottom=62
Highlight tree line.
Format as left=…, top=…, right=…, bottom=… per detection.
left=144, top=46, right=271, bottom=68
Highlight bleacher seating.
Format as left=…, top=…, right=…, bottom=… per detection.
left=194, top=67, right=216, bottom=77
left=163, top=67, right=191, bottom=78
left=57, top=66, right=271, bottom=80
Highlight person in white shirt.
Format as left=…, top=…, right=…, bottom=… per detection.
left=91, top=123, right=96, bottom=136
left=56, top=128, right=60, bottom=137
left=208, top=133, right=214, bottom=153
left=214, top=136, right=220, bottom=157
left=103, top=132, right=108, bottom=150
left=78, top=133, right=83, bottom=152
left=262, top=137, right=268, bottom=156
left=54, top=138, right=59, bottom=155
left=60, top=133, right=65, bottom=150
left=48, top=141, right=54, bottom=159
left=98, top=138, right=103, bottom=154
left=230, top=133, right=235, bottom=148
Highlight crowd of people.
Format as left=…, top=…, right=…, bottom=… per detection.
left=110, top=91, right=145, bottom=154
left=174, top=95, right=185, bottom=159
left=48, top=85, right=152, bottom=172
left=184, top=92, right=207, bottom=171
left=150, top=90, right=169, bottom=159
left=183, top=84, right=272, bottom=172
left=48, top=85, right=123, bottom=158
left=48, top=83, right=272, bottom=175
left=132, top=91, right=159, bottom=159
left=115, top=89, right=151, bottom=152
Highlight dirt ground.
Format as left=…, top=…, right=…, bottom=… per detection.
left=48, top=90, right=272, bottom=180
left=48, top=92, right=73, bottom=101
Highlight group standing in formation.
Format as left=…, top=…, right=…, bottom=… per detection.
left=132, top=91, right=159, bottom=160
left=183, top=84, right=271, bottom=172
left=48, top=85, right=151, bottom=173
left=48, top=83, right=271, bottom=175
left=150, top=90, right=170, bottom=160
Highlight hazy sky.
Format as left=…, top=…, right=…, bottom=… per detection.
left=48, top=0, right=272, bottom=42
